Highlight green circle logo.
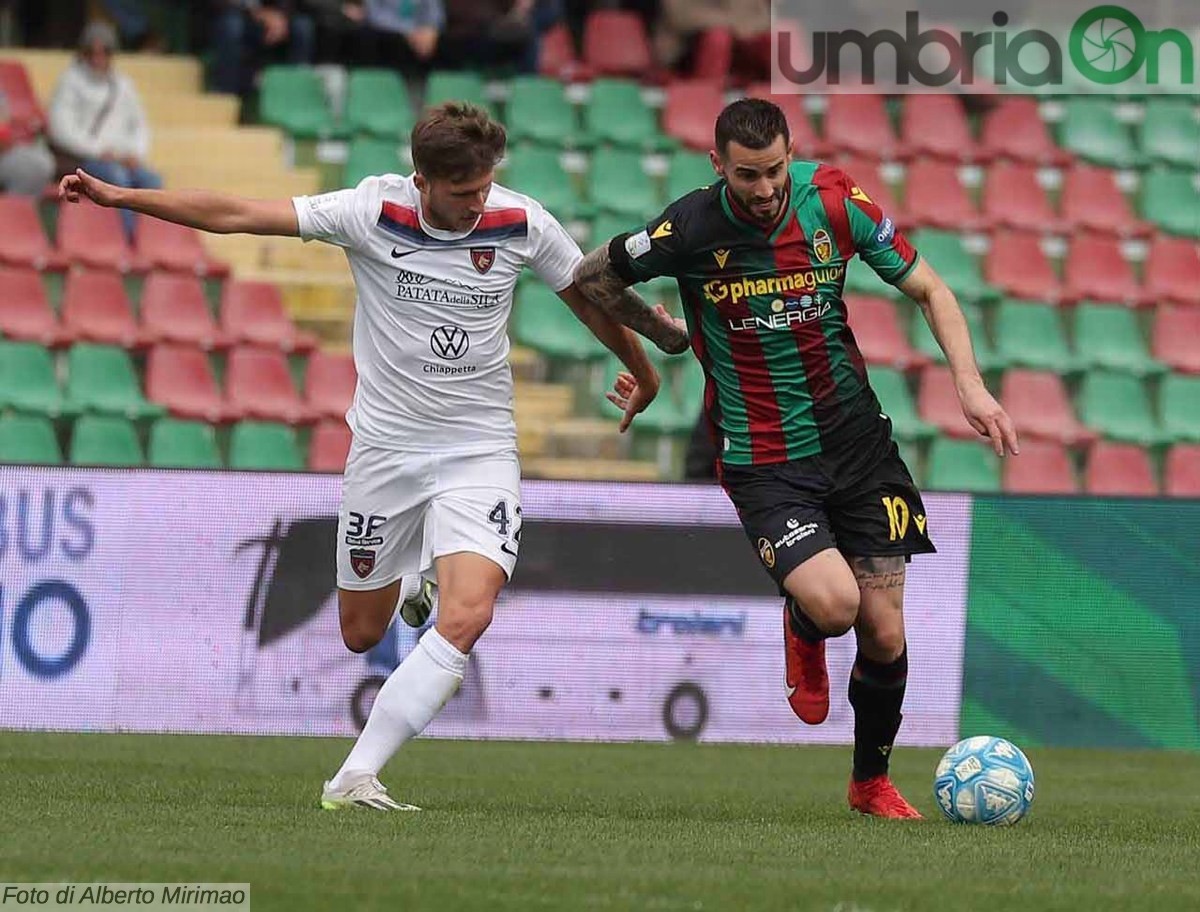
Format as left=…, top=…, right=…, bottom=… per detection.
left=1070, top=5, right=1146, bottom=84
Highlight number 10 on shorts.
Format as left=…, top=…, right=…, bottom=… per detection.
left=882, top=495, right=910, bottom=541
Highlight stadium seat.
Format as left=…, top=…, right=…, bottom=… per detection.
left=662, top=80, right=725, bottom=152
left=979, top=97, right=1071, bottom=165
left=1059, top=165, right=1150, bottom=238
left=1153, top=304, right=1200, bottom=375
left=824, top=94, right=903, bottom=160
left=744, top=85, right=826, bottom=159
left=1073, top=303, right=1165, bottom=377
left=61, top=270, right=145, bottom=348
left=70, top=414, right=144, bottom=466
left=345, top=69, right=413, bottom=140
left=1164, top=444, right=1200, bottom=497
left=665, top=151, right=716, bottom=201
left=582, top=10, right=653, bottom=78
left=1141, top=169, right=1200, bottom=239
left=902, top=160, right=984, bottom=231
left=512, top=282, right=608, bottom=361
left=304, top=349, right=356, bottom=420
left=135, top=217, right=227, bottom=276
left=589, top=212, right=643, bottom=251
left=588, top=148, right=657, bottom=220
left=1160, top=374, right=1200, bottom=443
left=425, top=71, right=492, bottom=113
left=911, top=300, right=1000, bottom=370
left=0, top=340, right=77, bottom=417
left=145, top=343, right=228, bottom=423
left=993, top=300, right=1074, bottom=374
left=503, top=147, right=585, bottom=220
left=224, top=345, right=313, bottom=424
left=308, top=419, right=352, bottom=472
left=57, top=200, right=136, bottom=272
left=985, top=230, right=1063, bottom=303
left=0, top=414, right=62, bottom=465
left=1144, top=235, right=1200, bottom=307
left=220, top=280, right=317, bottom=353
left=148, top=418, right=222, bottom=469
left=1139, top=99, right=1199, bottom=170
left=900, top=94, right=981, bottom=163
left=228, top=420, right=303, bottom=471
left=1002, top=439, right=1078, bottom=494
left=1000, top=369, right=1095, bottom=446
left=1059, top=98, right=1142, bottom=169
left=258, top=66, right=339, bottom=139
left=584, top=80, right=661, bottom=150
left=981, top=161, right=1059, bottom=233
left=869, top=366, right=935, bottom=442
left=0, top=267, right=66, bottom=346
left=538, top=22, right=587, bottom=81
left=0, top=195, right=64, bottom=270
left=66, top=343, right=165, bottom=418
left=917, top=365, right=976, bottom=439
left=1085, top=441, right=1157, bottom=496
left=926, top=437, right=1001, bottom=492
left=908, top=229, right=992, bottom=302
left=845, top=295, right=929, bottom=371
left=344, top=136, right=404, bottom=187
left=1064, top=236, right=1153, bottom=307
left=1078, top=370, right=1163, bottom=445
left=622, top=355, right=703, bottom=435
left=0, top=61, right=45, bottom=132
left=141, top=272, right=228, bottom=350
left=506, top=76, right=578, bottom=148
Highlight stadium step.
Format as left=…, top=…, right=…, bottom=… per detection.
left=515, top=383, right=576, bottom=422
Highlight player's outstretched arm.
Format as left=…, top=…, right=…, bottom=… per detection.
left=900, top=259, right=1019, bottom=457
left=58, top=168, right=299, bottom=237
left=573, top=245, right=690, bottom=355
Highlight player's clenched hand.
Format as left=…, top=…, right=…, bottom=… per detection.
left=58, top=169, right=123, bottom=207
left=606, top=369, right=660, bottom=433
left=958, top=380, right=1019, bottom=457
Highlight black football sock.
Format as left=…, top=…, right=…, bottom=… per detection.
left=785, top=596, right=827, bottom=642
left=849, top=646, right=908, bottom=782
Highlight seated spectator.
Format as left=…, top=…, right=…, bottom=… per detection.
left=210, top=1, right=317, bottom=96
left=439, top=0, right=563, bottom=73
left=655, top=0, right=771, bottom=83
left=0, top=89, right=55, bottom=197
left=48, top=21, right=162, bottom=236
left=309, top=0, right=443, bottom=74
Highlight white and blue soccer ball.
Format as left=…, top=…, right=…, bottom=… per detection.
left=934, top=735, right=1035, bottom=826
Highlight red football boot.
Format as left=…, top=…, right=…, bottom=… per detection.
left=784, top=598, right=829, bottom=724
left=848, top=775, right=924, bottom=819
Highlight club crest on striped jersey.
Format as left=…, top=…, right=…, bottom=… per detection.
left=812, top=229, right=833, bottom=264
left=713, top=248, right=731, bottom=269
left=470, top=247, right=496, bottom=274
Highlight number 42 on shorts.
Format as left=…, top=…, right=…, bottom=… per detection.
left=488, top=499, right=521, bottom=557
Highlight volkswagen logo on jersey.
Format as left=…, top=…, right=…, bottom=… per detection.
left=431, top=325, right=470, bottom=360
left=470, top=247, right=496, bottom=274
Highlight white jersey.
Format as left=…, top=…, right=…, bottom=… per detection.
left=293, top=174, right=582, bottom=455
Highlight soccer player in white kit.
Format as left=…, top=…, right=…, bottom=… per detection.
left=59, top=102, right=689, bottom=810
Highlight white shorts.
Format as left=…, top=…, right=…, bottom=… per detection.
left=336, top=440, right=522, bottom=591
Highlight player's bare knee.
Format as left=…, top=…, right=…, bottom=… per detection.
left=858, top=622, right=906, bottom=663
left=804, top=586, right=859, bottom=636
left=340, top=616, right=385, bottom=654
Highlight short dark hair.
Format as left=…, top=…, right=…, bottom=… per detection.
left=714, top=99, right=790, bottom=156
left=411, top=102, right=506, bottom=182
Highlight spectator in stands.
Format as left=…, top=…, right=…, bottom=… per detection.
left=317, top=0, right=444, bottom=73
left=48, top=21, right=161, bottom=236
left=0, top=89, right=55, bottom=197
left=654, top=0, right=771, bottom=82
left=210, top=1, right=316, bottom=96
left=439, top=0, right=563, bottom=73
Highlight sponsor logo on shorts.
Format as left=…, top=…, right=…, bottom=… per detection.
left=470, top=247, right=496, bottom=274
left=349, top=548, right=376, bottom=579
left=431, top=325, right=470, bottom=360
left=758, top=537, right=776, bottom=568
left=775, top=520, right=818, bottom=550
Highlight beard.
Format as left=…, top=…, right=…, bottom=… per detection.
left=730, top=185, right=786, bottom=224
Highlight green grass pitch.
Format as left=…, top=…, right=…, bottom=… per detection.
left=2, top=732, right=1198, bottom=911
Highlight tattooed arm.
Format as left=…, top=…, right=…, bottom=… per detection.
left=573, top=245, right=691, bottom=355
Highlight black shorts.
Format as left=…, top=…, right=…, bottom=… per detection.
left=721, top=410, right=936, bottom=588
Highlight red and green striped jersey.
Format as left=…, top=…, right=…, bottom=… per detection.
left=608, top=160, right=920, bottom=467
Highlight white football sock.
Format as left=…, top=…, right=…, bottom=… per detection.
left=330, top=627, right=467, bottom=788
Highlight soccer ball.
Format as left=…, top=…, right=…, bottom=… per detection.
left=934, top=735, right=1035, bottom=825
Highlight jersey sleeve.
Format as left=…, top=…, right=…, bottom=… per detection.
left=292, top=176, right=380, bottom=250
left=606, top=205, right=689, bottom=284
left=526, top=203, right=583, bottom=292
left=839, top=171, right=920, bottom=285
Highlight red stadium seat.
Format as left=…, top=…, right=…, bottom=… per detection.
left=221, top=280, right=317, bottom=352
left=58, top=200, right=136, bottom=272
left=903, top=160, right=984, bottom=231
left=225, top=345, right=313, bottom=424
left=0, top=196, right=65, bottom=270
left=663, top=80, right=725, bottom=151
left=1001, top=369, right=1097, bottom=446
left=1165, top=445, right=1200, bottom=497
left=0, top=267, right=66, bottom=346
left=1144, top=235, right=1200, bottom=307
left=141, top=272, right=229, bottom=350
left=1152, top=304, right=1200, bottom=374
left=308, top=419, right=353, bottom=472
left=1085, top=442, right=1157, bottom=496
left=834, top=156, right=905, bottom=226
left=583, top=11, right=653, bottom=79
left=982, top=162, right=1059, bottom=233
left=0, top=62, right=45, bottom=133
left=979, top=97, right=1072, bottom=165
left=986, top=230, right=1064, bottom=303
left=145, top=344, right=229, bottom=423
left=1064, top=235, right=1152, bottom=307
left=61, top=270, right=145, bottom=348
left=845, top=295, right=929, bottom=370
left=304, top=349, right=356, bottom=420
left=1060, top=165, right=1150, bottom=238
left=901, top=95, right=981, bottom=163
left=824, top=94, right=904, bottom=161
left=1003, top=439, right=1078, bottom=494
left=135, top=217, right=228, bottom=277
left=538, top=22, right=589, bottom=81
left=744, top=84, right=827, bottom=158
left=918, top=365, right=975, bottom=438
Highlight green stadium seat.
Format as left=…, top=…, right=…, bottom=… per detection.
left=1078, top=370, right=1164, bottom=445
left=1141, top=169, right=1200, bottom=239
left=148, top=418, right=222, bottom=469
left=844, top=260, right=902, bottom=298
left=588, top=148, right=658, bottom=220
left=0, top=414, right=62, bottom=464
left=1059, top=98, right=1143, bottom=169
left=870, top=366, right=936, bottom=442
left=590, top=212, right=643, bottom=248
left=505, top=76, right=579, bottom=147
left=345, top=69, right=413, bottom=140
left=424, top=71, right=492, bottom=115
left=584, top=79, right=663, bottom=150
left=1139, top=99, right=1200, bottom=170
left=1073, top=303, right=1166, bottom=377
left=511, top=282, right=608, bottom=361
left=666, top=151, right=716, bottom=201
left=907, top=229, right=994, bottom=302
left=258, top=66, right=340, bottom=140
left=344, top=136, right=404, bottom=187
left=0, top=340, right=78, bottom=417
left=926, top=437, right=1000, bottom=492
left=910, top=300, right=1001, bottom=371
left=70, top=414, right=144, bottom=466
left=993, top=299, right=1075, bottom=374
left=65, top=343, right=166, bottom=419
left=626, top=356, right=704, bottom=435
left=229, top=421, right=303, bottom=471
left=1160, top=374, right=1200, bottom=444
left=503, top=147, right=586, bottom=220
